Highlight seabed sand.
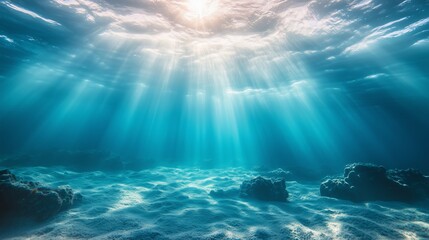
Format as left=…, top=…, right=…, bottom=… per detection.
left=1, top=167, right=428, bottom=240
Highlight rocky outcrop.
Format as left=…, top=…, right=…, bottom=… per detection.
left=0, top=169, right=82, bottom=221
left=320, top=163, right=429, bottom=202
left=239, top=176, right=289, bottom=202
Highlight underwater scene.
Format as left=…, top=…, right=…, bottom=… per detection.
left=0, top=0, right=429, bottom=239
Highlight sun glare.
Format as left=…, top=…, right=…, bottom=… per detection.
left=186, top=0, right=217, bottom=19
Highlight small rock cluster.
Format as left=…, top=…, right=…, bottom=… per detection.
left=320, top=163, right=429, bottom=202
left=0, top=169, right=82, bottom=221
left=211, top=164, right=429, bottom=204
left=239, top=176, right=289, bottom=202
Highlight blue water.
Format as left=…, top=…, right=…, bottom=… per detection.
left=0, top=0, right=428, bottom=175
left=1, top=1, right=429, bottom=239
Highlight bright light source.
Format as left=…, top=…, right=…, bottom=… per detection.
left=186, top=0, right=217, bottom=19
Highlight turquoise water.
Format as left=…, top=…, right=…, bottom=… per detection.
left=0, top=0, right=428, bottom=174
left=1, top=1, right=429, bottom=239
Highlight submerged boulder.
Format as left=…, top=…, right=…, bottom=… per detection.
left=320, top=163, right=429, bottom=202
left=0, top=169, right=82, bottom=221
left=239, top=176, right=289, bottom=202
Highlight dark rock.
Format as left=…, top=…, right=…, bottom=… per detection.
left=239, top=176, right=288, bottom=202
left=0, top=169, right=82, bottom=221
left=320, top=163, right=429, bottom=202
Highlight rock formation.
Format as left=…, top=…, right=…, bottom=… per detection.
left=239, top=176, right=289, bottom=202
left=320, top=163, right=429, bottom=202
left=0, top=169, right=82, bottom=221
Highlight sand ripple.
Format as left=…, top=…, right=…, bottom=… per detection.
left=1, top=167, right=429, bottom=239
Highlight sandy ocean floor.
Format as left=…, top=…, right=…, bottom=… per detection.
left=1, top=167, right=429, bottom=240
